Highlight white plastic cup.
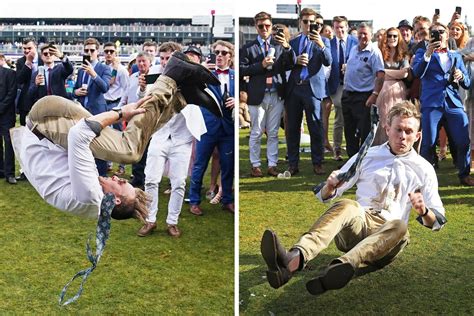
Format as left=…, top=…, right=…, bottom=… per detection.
left=82, top=83, right=88, bottom=90
left=38, top=66, right=45, bottom=86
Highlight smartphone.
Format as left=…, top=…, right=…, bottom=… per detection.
left=82, top=55, right=91, bottom=64
left=277, top=28, right=284, bottom=37
left=455, top=6, right=462, bottom=14
left=144, top=73, right=160, bottom=84
left=208, top=53, right=216, bottom=64
left=310, top=23, right=322, bottom=34
left=431, top=30, right=440, bottom=42
left=435, top=8, right=440, bottom=15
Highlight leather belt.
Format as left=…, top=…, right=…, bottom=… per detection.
left=26, top=118, right=48, bottom=141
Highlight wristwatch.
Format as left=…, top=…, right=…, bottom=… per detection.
left=112, top=108, right=123, bottom=120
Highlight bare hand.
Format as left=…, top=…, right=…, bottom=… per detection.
left=274, top=33, right=289, bottom=48
left=75, top=87, right=88, bottom=96
left=365, top=94, right=377, bottom=107
left=426, top=41, right=441, bottom=57
left=408, top=191, right=426, bottom=215
left=49, top=46, right=63, bottom=59
left=82, top=60, right=97, bottom=77
left=464, top=52, right=474, bottom=62
left=296, top=54, right=309, bottom=66
left=225, top=97, right=235, bottom=109
left=26, top=51, right=35, bottom=63
left=453, top=69, right=464, bottom=81
left=262, top=56, right=274, bottom=68
left=121, top=95, right=151, bottom=121
left=326, top=170, right=343, bottom=190
left=451, top=12, right=461, bottom=24
left=309, top=31, right=325, bottom=48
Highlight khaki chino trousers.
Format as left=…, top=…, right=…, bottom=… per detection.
left=294, top=199, right=409, bottom=270
left=27, top=75, right=185, bottom=164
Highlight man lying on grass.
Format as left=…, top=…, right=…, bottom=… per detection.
left=11, top=52, right=220, bottom=221
left=261, top=101, right=446, bottom=295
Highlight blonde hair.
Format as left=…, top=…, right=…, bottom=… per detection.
left=111, top=188, right=151, bottom=223
left=387, top=101, right=421, bottom=130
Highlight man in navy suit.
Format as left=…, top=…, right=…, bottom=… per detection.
left=189, top=40, right=235, bottom=215
left=328, top=16, right=358, bottom=161
left=412, top=22, right=474, bottom=186
left=28, top=44, right=74, bottom=103
left=73, top=37, right=111, bottom=176
left=285, top=8, right=332, bottom=175
left=240, top=11, right=294, bottom=177
left=0, top=65, right=17, bottom=184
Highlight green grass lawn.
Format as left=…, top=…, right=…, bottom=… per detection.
left=238, top=119, right=474, bottom=315
left=0, top=162, right=234, bottom=313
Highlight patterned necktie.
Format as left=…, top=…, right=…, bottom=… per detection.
left=47, top=68, right=53, bottom=95
left=58, top=193, right=114, bottom=306
left=300, top=36, right=309, bottom=80
left=339, top=39, right=345, bottom=83
left=264, top=41, right=273, bottom=89
left=83, top=71, right=90, bottom=106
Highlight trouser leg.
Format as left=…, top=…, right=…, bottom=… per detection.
left=144, top=137, right=168, bottom=223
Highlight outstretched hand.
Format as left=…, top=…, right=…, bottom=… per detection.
left=121, top=96, right=151, bottom=121
left=408, top=190, right=426, bottom=215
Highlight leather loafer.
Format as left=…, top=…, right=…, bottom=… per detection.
left=460, top=175, right=474, bottom=186
left=6, top=176, right=17, bottom=185
left=267, top=166, right=279, bottom=177
left=190, top=204, right=203, bottom=216
left=251, top=167, right=263, bottom=177
left=162, top=51, right=220, bottom=86
left=137, top=222, right=157, bottom=237
left=167, top=224, right=181, bottom=238
left=313, top=164, right=325, bottom=175
left=180, top=84, right=222, bottom=118
left=306, top=261, right=355, bottom=296
left=222, top=203, right=234, bottom=214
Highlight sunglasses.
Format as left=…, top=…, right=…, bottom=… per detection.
left=257, top=24, right=271, bottom=30
left=387, top=34, right=398, bottom=38
left=436, top=29, right=446, bottom=34
left=214, top=50, right=230, bottom=56
left=302, top=19, right=316, bottom=25
left=42, top=52, right=52, bottom=56
left=104, top=49, right=116, bottom=54
left=84, top=49, right=96, bottom=53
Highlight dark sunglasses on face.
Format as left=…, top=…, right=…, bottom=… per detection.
left=104, top=49, right=115, bottom=54
left=387, top=34, right=398, bottom=38
left=302, top=19, right=316, bottom=25
left=42, top=52, right=52, bottom=56
left=214, top=50, right=230, bottom=56
left=436, top=29, right=446, bottom=34
left=84, top=49, right=96, bottom=53
left=257, top=24, right=271, bottom=30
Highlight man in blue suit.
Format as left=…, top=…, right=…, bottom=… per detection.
left=73, top=37, right=111, bottom=176
left=412, top=22, right=474, bottom=186
left=28, top=44, right=74, bottom=103
left=285, top=8, right=332, bottom=175
left=240, top=11, right=294, bottom=178
left=327, top=16, right=358, bottom=161
left=189, top=40, right=235, bottom=215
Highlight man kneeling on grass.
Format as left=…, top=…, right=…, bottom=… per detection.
left=261, top=101, right=445, bottom=295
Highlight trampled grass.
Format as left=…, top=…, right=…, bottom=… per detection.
left=238, top=124, right=474, bottom=315
left=0, top=164, right=234, bottom=314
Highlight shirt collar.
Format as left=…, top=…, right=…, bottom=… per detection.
left=257, top=35, right=271, bottom=46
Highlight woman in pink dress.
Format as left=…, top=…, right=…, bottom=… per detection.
left=373, top=27, right=412, bottom=145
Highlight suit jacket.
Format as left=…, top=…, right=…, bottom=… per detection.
left=412, top=49, right=470, bottom=108
left=74, top=62, right=111, bottom=115
left=201, top=69, right=235, bottom=137
left=15, top=55, right=44, bottom=112
left=328, top=35, right=358, bottom=95
left=240, top=36, right=294, bottom=105
left=0, top=67, right=18, bottom=126
left=286, top=34, right=332, bottom=99
left=28, top=58, right=74, bottom=103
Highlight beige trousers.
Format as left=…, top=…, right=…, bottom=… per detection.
left=27, top=75, right=186, bottom=164
left=294, top=199, right=409, bottom=270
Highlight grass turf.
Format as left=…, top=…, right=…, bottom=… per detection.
left=238, top=120, right=474, bottom=315
left=0, top=162, right=234, bottom=314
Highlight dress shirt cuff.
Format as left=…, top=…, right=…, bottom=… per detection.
left=423, top=53, right=431, bottom=62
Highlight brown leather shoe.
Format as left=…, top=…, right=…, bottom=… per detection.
left=137, top=222, right=157, bottom=237
left=222, top=203, right=235, bottom=214
left=306, top=261, right=355, bottom=296
left=260, top=229, right=302, bottom=289
left=251, top=167, right=263, bottom=177
left=287, top=166, right=299, bottom=176
left=333, top=150, right=343, bottom=161
left=267, top=166, right=279, bottom=177
left=167, top=224, right=181, bottom=238
left=313, top=164, right=325, bottom=175
left=190, top=204, right=203, bottom=216
left=460, top=175, right=474, bottom=186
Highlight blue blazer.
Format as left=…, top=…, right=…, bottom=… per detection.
left=286, top=34, right=332, bottom=99
left=200, top=69, right=235, bottom=137
left=239, top=37, right=295, bottom=105
left=15, top=55, right=44, bottom=113
left=28, top=59, right=74, bottom=103
left=74, top=62, right=111, bottom=115
left=328, top=35, right=358, bottom=95
left=412, top=49, right=471, bottom=108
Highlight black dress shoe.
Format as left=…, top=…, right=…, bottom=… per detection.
left=180, top=84, right=223, bottom=117
left=306, top=261, right=355, bottom=295
left=6, top=176, right=17, bottom=184
left=15, top=173, right=28, bottom=181
left=163, top=52, right=220, bottom=86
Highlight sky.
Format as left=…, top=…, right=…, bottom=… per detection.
left=1, top=0, right=473, bottom=31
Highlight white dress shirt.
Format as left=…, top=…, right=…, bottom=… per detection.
left=104, top=63, right=129, bottom=101
left=11, top=120, right=103, bottom=219
left=317, top=143, right=445, bottom=230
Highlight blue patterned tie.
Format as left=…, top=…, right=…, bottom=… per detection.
left=58, top=193, right=115, bottom=306
left=300, top=36, right=309, bottom=80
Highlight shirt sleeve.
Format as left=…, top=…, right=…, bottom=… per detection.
left=420, top=166, right=446, bottom=231
left=67, top=119, right=103, bottom=206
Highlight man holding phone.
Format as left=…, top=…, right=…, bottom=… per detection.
left=285, top=8, right=332, bottom=176
left=74, top=37, right=111, bottom=176
left=412, top=22, right=474, bottom=186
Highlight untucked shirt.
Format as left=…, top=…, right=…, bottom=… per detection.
left=316, top=143, right=445, bottom=230
left=12, top=120, right=103, bottom=219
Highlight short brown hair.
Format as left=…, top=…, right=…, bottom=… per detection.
left=430, top=22, right=447, bottom=31
left=387, top=101, right=421, bottom=130
left=143, top=41, right=158, bottom=50
left=111, top=188, right=151, bottom=223
left=84, top=37, right=100, bottom=49
left=299, top=8, right=317, bottom=19
left=159, top=41, right=182, bottom=53
left=212, top=40, right=234, bottom=58
left=254, top=11, right=272, bottom=24
left=333, top=16, right=348, bottom=24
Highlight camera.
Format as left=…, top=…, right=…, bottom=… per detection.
left=207, top=53, right=216, bottom=64
left=310, top=23, right=322, bottom=33
left=430, top=30, right=440, bottom=42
